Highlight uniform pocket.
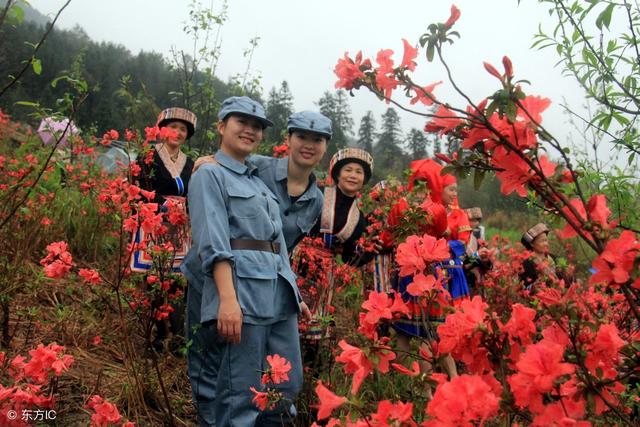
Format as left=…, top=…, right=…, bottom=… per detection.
left=234, top=261, right=277, bottom=318
left=227, top=186, right=259, bottom=219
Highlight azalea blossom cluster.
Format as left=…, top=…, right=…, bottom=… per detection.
left=333, top=3, right=620, bottom=255
left=38, top=125, right=191, bottom=322
left=249, top=354, right=292, bottom=412
left=0, top=343, right=74, bottom=427
left=293, top=236, right=363, bottom=335
left=85, top=395, right=135, bottom=427
left=313, top=244, right=639, bottom=425
left=312, top=5, right=640, bottom=424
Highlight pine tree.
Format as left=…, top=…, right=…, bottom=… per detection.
left=374, top=107, right=406, bottom=179
left=316, top=90, right=354, bottom=166
left=357, top=111, right=376, bottom=153
left=433, top=136, right=443, bottom=157
left=406, top=128, right=429, bottom=160
left=265, top=81, right=294, bottom=144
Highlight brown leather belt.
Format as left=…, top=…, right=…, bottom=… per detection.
left=230, top=239, right=280, bottom=253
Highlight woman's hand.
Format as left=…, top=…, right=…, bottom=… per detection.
left=217, top=297, right=243, bottom=344
left=193, top=155, right=217, bottom=173
left=300, top=301, right=313, bottom=322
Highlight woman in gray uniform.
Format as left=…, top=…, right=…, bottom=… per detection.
left=182, top=96, right=310, bottom=426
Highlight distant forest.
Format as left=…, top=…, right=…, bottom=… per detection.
left=0, top=4, right=533, bottom=219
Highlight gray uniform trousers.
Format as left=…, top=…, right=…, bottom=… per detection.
left=187, top=283, right=303, bottom=426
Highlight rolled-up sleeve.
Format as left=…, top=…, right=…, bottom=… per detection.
left=188, top=164, right=234, bottom=276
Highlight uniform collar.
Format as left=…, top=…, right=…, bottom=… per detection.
left=277, top=157, right=318, bottom=200
left=215, top=150, right=258, bottom=176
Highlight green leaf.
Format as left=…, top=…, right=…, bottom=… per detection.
left=485, top=100, right=499, bottom=117
left=599, top=113, right=612, bottom=131
left=505, top=102, right=518, bottom=123
left=31, top=58, right=42, bottom=75
left=426, top=43, right=435, bottom=62
left=595, top=3, right=615, bottom=30
left=9, top=4, right=25, bottom=24
left=14, top=101, right=40, bottom=107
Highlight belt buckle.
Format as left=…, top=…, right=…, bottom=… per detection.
left=270, top=241, right=278, bottom=253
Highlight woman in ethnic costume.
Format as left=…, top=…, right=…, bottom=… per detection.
left=391, top=159, right=472, bottom=392
left=294, top=148, right=374, bottom=341
left=519, top=223, right=574, bottom=290
left=464, top=207, right=493, bottom=294
left=140, top=108, right=196, bottom=204
left=393, top=159, right=472, bottom=331
left=137, top=107, right=197, bottom=352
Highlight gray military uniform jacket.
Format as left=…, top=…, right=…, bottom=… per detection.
left=250, top=155, right=323, bottom=252
left=181, top=150, right=302, bottom=325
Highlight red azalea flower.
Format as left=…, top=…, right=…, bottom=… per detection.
left=532, top=398, right=588, bottom=427
left=425, top=374, right=499, bottom=426
left=517, top=95, right=551, bottom=124
left=406, top=273, right=441, bottom=297
left=315, top=381, right=347, bottom=420
left=508, top=340, right=575, bottom=413
left=334, top=51, right=370, bottom=90
left=493, top=151, right=556, bottom=197
left=361, top=291, right=394, bottom=325
left=590, top=230, right=639, bottom=285
left=424, top=105, right=462, bottom=136
left=437, top=296, right=489, bottom=367
left=375, top=49, right=395, bottom=74
left=335, top=340, right=372, bottom=395
left=78, top=268, right=101, bottom=286
left=502, top=303, right=537, bottom=345
left=396, top=234, right=450, bottom=277
left=502, top=56, right=514, bottom=78
left=86, top=395, right=122, bottom=426
left=391, top=361, right=421, bottom=377
left=375, top=71, right=399, bottom=102
left=584, top=323, right=626, bottom=379
left=370, top=400, right=417, bottom=426
left=400, top=39, right=418, bottom=71
left=250, top=387, right=271, bottom=411
left=100, top=129, right=119, bottom=146
left=272, top=143, right=289, bottom=158
left=263, top=354, right=292, bottom=385
left=483, top=61, right=503, bottom=81
left=410, top=80, right=442, bottom=106
left=559, top=194, right=613, bottom=240
left=443, top=4, right=461, bottom=28
left=144, top=126, right=161, bottom=142
left=372, top=345, right=396, bottom=373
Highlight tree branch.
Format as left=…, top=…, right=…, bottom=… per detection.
left=0, top=0, right=72, bottom=99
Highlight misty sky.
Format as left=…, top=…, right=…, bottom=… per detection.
left=29, top=0, right=607, bottom=160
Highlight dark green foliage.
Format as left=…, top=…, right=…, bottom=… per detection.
left=0, top=20, right=239, bottom=155
left=316, top=90, right=354, bottom=167
left=373, top=107, right=408, bottom=180
left=406, top=127, right=429, bottom=160
left=265, top=81, right=294, bottom=144
left=357, top=111, right=376, bottom=154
